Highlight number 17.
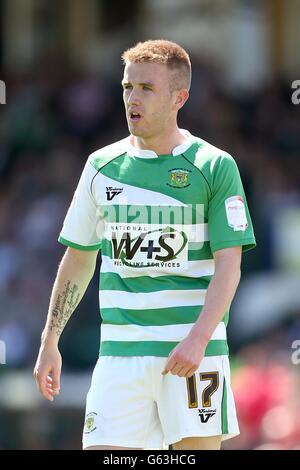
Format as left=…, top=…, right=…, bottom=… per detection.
left=186, top=371, right=219, bottom=408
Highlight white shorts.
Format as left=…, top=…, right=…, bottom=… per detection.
left=82, top=355, right=239, bottom=449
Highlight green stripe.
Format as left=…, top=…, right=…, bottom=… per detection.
left=188, top=242, right=212, bottom=261
left=100, top=147, right=207, bottom=204
left=101, top=307, right=229, bottom=327
left=101, top=238, right=113, bottom=257
left=211, top=238, right=256, bottom=253
left=100, top=272, right=209, bottom=293
left=58, top=236, right=101, bottom=251
left=101, top=306, right=204, bottom=326
left=101, top=238, right=213, bottom=262
left=99, top=339, right=228, bottom=357
left=221, top=377, right=229, bottom=434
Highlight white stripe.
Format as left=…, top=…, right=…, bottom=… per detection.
left=100, top=289, right=206, bottom=310
left=101, top=255, right=215, bottom=278
left=101, top=322, right=226, bottom=342
left=104, top=223, right=208, bottom=244
left=94, top=173, right=186, bottom=206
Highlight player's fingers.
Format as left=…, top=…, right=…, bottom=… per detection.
left=34, top=369, right=54, bottom=401
left=45, top=376, right=55, bottom=395
left=177, top=366, right=194, bottom=378
left=34, top=367, right=46, bottom=392
left=52, top=367, right=61, bottom=394
left=41, top=375, right=55, bottom=401
left=170, top=363, right=185, bottom=376
left=162, top=356, right=176, bottom=375
left=184, top=367, right=198, bottom=378
left=46, top=378, right=55, bottom=388
left=177, top=366, right=190, bottom=377
left=44, top=391, right=54, bottom=401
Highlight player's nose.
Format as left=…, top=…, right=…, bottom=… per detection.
left=127, top=89, right=142, bottom=107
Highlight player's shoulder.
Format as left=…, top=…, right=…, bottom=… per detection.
left=87, top=136, right=129, bottom=172
left=188, top=134, right=236, bottom=171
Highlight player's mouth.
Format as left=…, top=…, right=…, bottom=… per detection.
left=129, top=111, right=143, bottom=122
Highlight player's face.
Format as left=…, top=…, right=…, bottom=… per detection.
left=122, top=62, right=177, bottom=140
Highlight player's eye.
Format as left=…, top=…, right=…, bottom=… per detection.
left=123, top=84, right=132, bottom=90
left=143, top=86, right=151, bottom=91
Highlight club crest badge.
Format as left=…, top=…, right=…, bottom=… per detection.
left=84, top=412, right=97, bottom=433
left=167, top=168, right=191, bottom=188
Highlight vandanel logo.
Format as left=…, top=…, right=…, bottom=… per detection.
left=198, top=408, right=217, bottom=423
left=111, top=226, right=188, bottom=268
left=167, top=168, right=191, bottom=189
left=106, top=186, right=123, bottom=201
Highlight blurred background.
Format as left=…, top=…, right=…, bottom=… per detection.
left=0, top=0, right=300, bottom=450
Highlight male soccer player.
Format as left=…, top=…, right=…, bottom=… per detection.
left=34, top=39, right=256, bottom=450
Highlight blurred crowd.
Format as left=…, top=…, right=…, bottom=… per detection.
left=225, top=319, right=300, bottom=450
left=0, top=54, right=300, bottom=449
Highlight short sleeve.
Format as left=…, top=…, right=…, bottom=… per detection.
left=58, top=161, right=102, bottom=251
left=208, top=154, right=256, bottom=253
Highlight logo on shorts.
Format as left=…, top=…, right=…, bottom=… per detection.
left=198, top=408, right=216, bottom=423
left=84, top=412, right=97, bottom=433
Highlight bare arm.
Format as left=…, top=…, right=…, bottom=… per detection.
left=162, top=246, right=242, bottom=377
left=34, top=247, right=99, bottom=401
left=187, top=246, right=241, bottom=345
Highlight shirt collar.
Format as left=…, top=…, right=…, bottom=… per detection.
left=126, top=130, right=194, bottom=159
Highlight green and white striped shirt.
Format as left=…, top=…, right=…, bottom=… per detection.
left=59, top=131, right=256, bottom=357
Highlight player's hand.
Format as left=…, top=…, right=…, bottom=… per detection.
left=162, top=335, right=206, bottom=378
left=33, top=343, right=62, bottom=402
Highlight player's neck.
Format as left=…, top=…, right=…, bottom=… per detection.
left=130, top=128, right=188, bottom=156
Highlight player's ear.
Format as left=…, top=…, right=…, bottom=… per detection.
left=174, top=89, right=189, bottom=110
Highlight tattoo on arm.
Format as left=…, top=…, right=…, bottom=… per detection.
left=49, top=281, right=81, bottom=337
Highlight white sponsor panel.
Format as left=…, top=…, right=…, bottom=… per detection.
left=103, top=223, right=207, bottom=270
left=104, top=222, right=207, bottom=246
